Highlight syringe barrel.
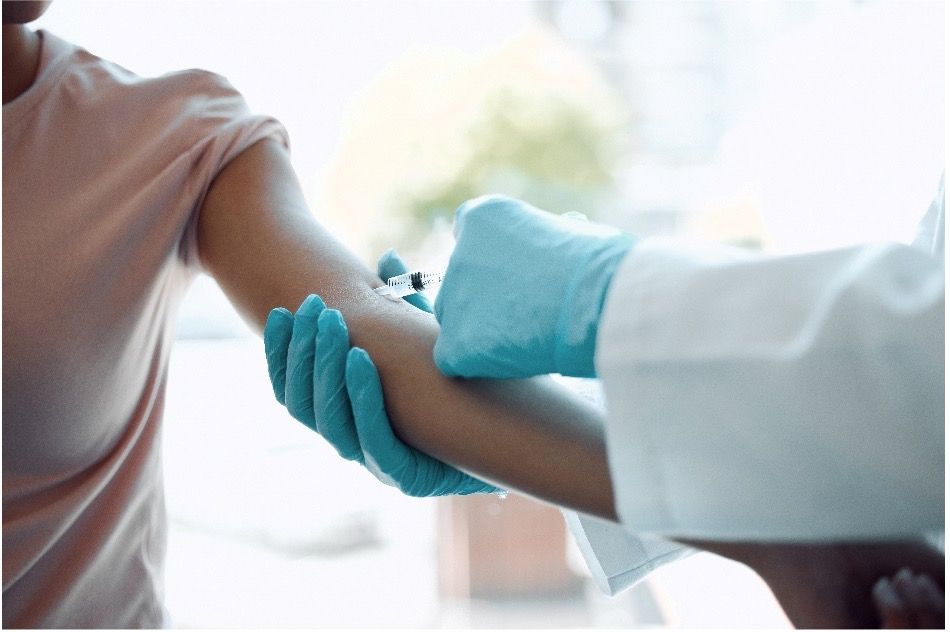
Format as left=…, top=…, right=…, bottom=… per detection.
left=374, top=270, right=444, bottom=298
left=388, top=270, right=443, bottom=289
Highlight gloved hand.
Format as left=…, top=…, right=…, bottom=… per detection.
left=263, top=250, right=501, bottom=496
left=433, top=195, right=634, bottom=379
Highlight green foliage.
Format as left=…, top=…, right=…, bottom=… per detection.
left=385, top=87, right=625, bottom=252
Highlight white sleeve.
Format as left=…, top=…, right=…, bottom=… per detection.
left=562, top=510, right=694, bottom=595
left=596, top=190, right=944, bottom=540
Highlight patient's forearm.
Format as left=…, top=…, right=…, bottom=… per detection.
left=197, top=139, right=617, bottom=520
left=349, top=293, right=615, bottom=519
left=214, top=234, right=616, bottom=519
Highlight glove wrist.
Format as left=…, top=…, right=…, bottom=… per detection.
left=553, top=233, right=634, bottom=377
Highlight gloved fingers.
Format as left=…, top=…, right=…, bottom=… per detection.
left=377, top=248, right=433, bottom=313
left=452, top=194, right=516, bottom=240
left=345, top=347, right=417, bottom=479
left=432, top=325, right=518, bottom=378
left=285, top=294, right=326, bottom=429
left=457, top=477, right=504, bottom=495
left=377, top=248, right=410, bottom=281
left=344, top=349, right=503, bottom=497
left=313, top=309, right=363, bottom=462
left=263, top=307, right=294, bottom=406
left=431, top=333, right=462, bottom=377
left=432, top=466, right=503, bottom=496
left=431, top=289, right=479, bottom=377
left=402, top=287, right=434, bottom=313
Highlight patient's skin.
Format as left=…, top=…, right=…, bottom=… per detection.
left=2, top=3, right=47, bottom=103
left=197, top=138, right=618, bottom=520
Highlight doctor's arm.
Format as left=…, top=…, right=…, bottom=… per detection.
left=194, top=137, right=617, bottom=520
left=433, top=193, right=944, bottom=539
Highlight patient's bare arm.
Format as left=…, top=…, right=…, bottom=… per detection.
left=196, top=138, right=617, bottom=520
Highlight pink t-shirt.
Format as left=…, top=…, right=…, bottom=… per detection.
left=2, top=31, right=288, bottom=627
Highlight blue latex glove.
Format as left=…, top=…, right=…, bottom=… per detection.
left=265, top=293, right=364, bottom=462
left=263, top=250, right=500, bottom=496
left=433, top=195, right=635, bottom=379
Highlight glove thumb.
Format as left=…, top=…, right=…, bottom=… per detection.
left=377, top=249, right=433, bottom=314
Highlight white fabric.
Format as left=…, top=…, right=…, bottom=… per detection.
left=563, top=511, right=693, bottom=594
left=594, top=175, right=944, bottom=540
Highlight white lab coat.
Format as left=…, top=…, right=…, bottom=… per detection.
left=565, top=175, right=944, bottom=593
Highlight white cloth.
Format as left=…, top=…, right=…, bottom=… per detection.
left=565, top=175, right=943, bottom=596
left=596, top=175, right=944, bottom=540
left=563, top=511, right=693, bottom=595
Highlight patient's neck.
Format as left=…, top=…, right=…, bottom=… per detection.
left=3, top=25, right=42, bottom=105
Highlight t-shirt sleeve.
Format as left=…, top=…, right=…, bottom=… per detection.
left=175, top=71, right=290, bottom=272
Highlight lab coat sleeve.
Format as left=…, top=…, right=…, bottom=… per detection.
left=595, top=201, right=944, bottom=540
left=562, top=510, right=694, bottom=595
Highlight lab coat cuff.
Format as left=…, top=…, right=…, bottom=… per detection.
left=563, top=510, right=695, bottom=596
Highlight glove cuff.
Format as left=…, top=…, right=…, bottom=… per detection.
left=553, top=233, right=635, bottom=377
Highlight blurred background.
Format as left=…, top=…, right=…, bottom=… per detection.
left=36, top=0, right=944, bottom=627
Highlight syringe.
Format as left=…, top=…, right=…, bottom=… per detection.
left=374, top=271, right=444, bottom=301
